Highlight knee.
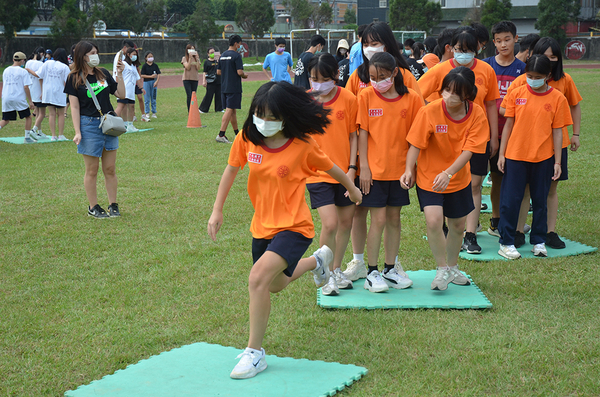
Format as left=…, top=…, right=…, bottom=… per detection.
left=102, top=164, right=116, bottom=177
left=338, top=216, right=353, bottom=232
left=320, top=218, right=338, bottom=236
left=248, top=269, right=269, bottom=292
left=85, top=167, right=99, bottom=178
left=425, top=214, right=443, bottom=231
left=448, top=219, right=465, bottom=235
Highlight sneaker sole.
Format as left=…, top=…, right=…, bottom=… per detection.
left=498, top=249, right=521, bottom=260
left=343, top=271, right=367, bottom=281
left=383, top=278, right=413, bottom=289
left=466, top=248, right=482, bottom=254
left=230, top=362, right=267, bottom=379
left=487, top=228, right=501, bottom=238
left=431, top=273, right=455, bottom=291
left=532, top=250, right=547, bottom=257
left=87, top=213, right=109, bottom=219
left=363, top=282, right=389, bottom=293
left=321, top=289, right=339, bottom=296
left=337, top=282, right=354, bottom=289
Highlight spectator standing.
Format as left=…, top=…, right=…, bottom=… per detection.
left=199, top=47, right=222, bottom=113
left=293, top=35, right=326, bottom=90
left=0, top=52, right=34, bottom=143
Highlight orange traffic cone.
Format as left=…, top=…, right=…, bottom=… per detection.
left=187, top=91, right=206, bottom=128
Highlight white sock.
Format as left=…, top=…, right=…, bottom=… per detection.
left=395, top=256, right=399, bottom=264
left=25, top=129, right=31, bottom=137
left=353, top=253, right=364, bottom=262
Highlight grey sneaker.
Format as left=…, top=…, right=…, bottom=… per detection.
left=343, top=258, right=367, bottom=281
left=311, top=245, right=332, bottom=288
left=321, top=275, right=339, bottom=296
left=450, top=267, right=471, bottom=285
left=498, top=244, right=521, bottom=260
left=333, top=268, right=353, bottom=289
left=532, top=243, right=547, bottom=257
left=215, top=135, right=231, bottom=144
left=431, top=267, right=455, bottom=291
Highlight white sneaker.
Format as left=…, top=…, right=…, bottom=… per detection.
left=532, top=243, right=547, bottom=257
left=333, top=268, right=353, bottom=289
left=58, top=135, right=68, bottom=141
left=51, top=136, right=58, bottom=141
left=142, top=114, right=150, bottom=122
left=230, top=347, right=267, bottom=379
left=31, top=127, right=47, bottom=139
left=151, top=113, right=157, bottom=118
left=364, top=270, right=389, bottom=293
left=132, top=115, right=137, bottom=122
left=498, top=244, right=521, bottom=260
left=382, top=267, right=412, bottom=289
left=312, top=245, right=332, bottom=288
left=126, top=124, right=139, bottom=133
left=449, top=266, right=471, bottom=285
left=431, top=267, right=455, bottom=291
left=343, top=258, right=367, bottom=281
left=215, top=135, right=231, bottom=144
left=321, top=275, right=339, bottom=296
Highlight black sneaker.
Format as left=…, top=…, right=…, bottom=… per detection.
left=88, top=204, right=109, bottom=219
left=108, top=203, right=121, bottom=217
left=488, top=217, right=501, bottom=238
left=514, top=231, right=526, bottom=248
left=462, top=232, right=482, bottom=254
left=481, top=202, right=488, bottom=210
left=546, top=232, right=566, bottom=249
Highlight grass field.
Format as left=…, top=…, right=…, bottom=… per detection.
left=1, top=71, right=599, bottom=396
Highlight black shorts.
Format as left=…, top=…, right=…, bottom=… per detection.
left=357, top=178, right=410, bottom=208
left=557, top=147, right=568, bottom=181
left=470, top=142, right=490, bottom=176
left=252, top=230, right=313, bottom=277
left=44, top=104, right=65, bottom=109
left=489, top=139, right=502, bottom=175
left=117, top=98, right=136, bottom=104
left=135, top=85, right=143, bottom=95
left=416, top=183, right=475, bottom=219
left=2, top=108, right=31, bottom=121
left=221, top=92, right=242, bottom=110
left=33, top=102, right=47, bottom=108
left=306, top=182, right=354, bottom=209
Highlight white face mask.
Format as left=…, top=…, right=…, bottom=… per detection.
left=311, top=80, right=336, bottom=95
left=253, top=114, right=283, bottom=137
left=363, top=45, right=385, bottom=60
left=87, top=54, right=100, bottom=67
left=442, top=90, right=463, bottom=107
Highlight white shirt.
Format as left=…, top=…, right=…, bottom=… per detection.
left=25, top=59, right=44, bottom=103
left=122, top=62, right=140, bottom=100
left=37, top=60, right=70, bottom=107
left=1, top=66, right=32, bottom=112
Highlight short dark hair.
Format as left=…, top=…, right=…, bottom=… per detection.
left=357, top=22, right=410, bottom=84
left=122, top=40, right=135, bottom=49
left=242, top=81, right=331, bottom=145
left=404, top=38, right=415, bottom=47
left=357, top=24, right=367, bottom=38
left=369, top=52, right=408, bottom=96
left=275, top=37, right=286, bottom=46
left=525, top=54, right=552, bottom=76
left=310, top=35, right=326, bottom=47
left=307, top=52, right=339, bottom=83
left=53, top=48, right=69, bottom=66
left=520, top=34, right=540, bottom=53
left=492, top=21, right=517, bottom=38
left=532, top=37, right=564, bottom=81
left=440, top=66, right=478, bottom=102
left=424, top=37, right=437, bottom=53
left=470, top=22, right=489, bottom=43
left=437, top=28, right=455, bottom=51
left=229, top=35, right=242, bottom=46
left=451, top=29, right=478, bottom=53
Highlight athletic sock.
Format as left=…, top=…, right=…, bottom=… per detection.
left=384, top=263, right=394, bottom=273
left=234, top=129, right=239, bottom=136
left=395, top=255, right=399, bottom=264
left=353, top=253, right=364, bottom=262
left=219, top=130, right=226, bottom=137
left=368, top=265, right=378, bottom=274
left=449, top=265, right=459, bottom=271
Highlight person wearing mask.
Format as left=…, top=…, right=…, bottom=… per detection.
left=199, top=47, right=222, bottom=114
left=182, top=43, right=200, bottom=112
left=140, top=51, right=161, bottom=120
left=335, top=39, right=349, bottom=63
left=262, top=38, right=293, bottom=83
left=293, top=34, right=326, bottom=90
left=0, top=52, right=34, bottom=143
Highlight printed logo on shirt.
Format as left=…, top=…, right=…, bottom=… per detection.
left=544, top=103, right=553, bottom=112
left=369, top=108, right=383, bottom=117
left=516, top=98, right=527, bottom=105
left=336, top=110, right=345, bottom=120
left=277, top=165, right=290, bottom=178
left=86, top=80, right=109, bottom=98
left=435, top=125, right=448, bottom=133
left=476, top=77, right=484, bottom=85
left=248, top=152, right=263, bottom=164
left=359, top=81, right=368, bottom=88
left=400, top=109, right=407, bottom=119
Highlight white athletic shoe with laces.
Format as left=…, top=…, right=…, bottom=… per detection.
left=343, top=259, right=367, bottom=281
left=431, top=267, right=455, bottom=291
left=449, top=266, right=471, bottom=285
left=333, top=268, right=353, bottom=289
left=382, top=266, right=413, bottom=289
left=498, top=244, right=521, bottom=260
left=364, top=270, right=389, bottom=293
left=230, top=347, right=267, bottom=379
left=321, top=274, right=339, bottom=296
left=532, top=243, right=547, bottom=257
left=311, top=245, right=332, bottom=288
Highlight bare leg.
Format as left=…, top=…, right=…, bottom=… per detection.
left=57, top=111, right=65, bottom=136
left=383, top=206, right=401, bottom=264
left=350, top=206, right=368, bottom=256
left=48, top=106, right=57, bottom=137
left=466, top=175, right=483, bottom=233
left=333, top=205, right=355, bottom=270
left=137, top=93, right=144, bottom=116
left=447, top=216, right=467, bottom=267
left=230, top=109, right=238, bottom=131
left=316, top=204, right=337, bottom=270
left=35, top=107, right=46, bottom=130
left=366, top=207, right=386, bottom=267
left=424, top=206, right=447, bottom=267
left=547, top=180, right=559, bottom=232
left=24, top=116, right=32, bottom=131
left=101, top=149, right=118, bottom=204
left=220, top=108, right=233, bottom=132
left=83, top=155, right=100, bottom=207
left=115, top=102, right=126, bottom=118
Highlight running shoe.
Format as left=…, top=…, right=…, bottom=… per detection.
left=450, top=267, right=471, bottom=285
left=498, top=244, right=521, bottom=260
left=343, top=258, right=367, bottom=281
left=487, top=217, right=500, bottom=238
left=431, top=267, right=455, bottom=291
left=363, top=270, right=389, bottom=293
left=311, top=245, right=332, bottom=288
left=532, top=243, right=548, bottom=257
left=321, top=275, right=339, bottom=296
left=108, top=203, right=121, bottom=217
left=546, top=232, right=566, bottom=249
left=333, top=268, right=353, bottom=289
left=58, top=135, right=68, bottom=141
left=382, top=267, right=412, bottom=289
left=88, top=204, right=109, bottom=219
left=462, top=232, right=482, bottom=254
left=514, top=231, right=525, bottom=248
left=215, top=135, right=231, bottom=144
left=230, top=347, right=267, bottom=379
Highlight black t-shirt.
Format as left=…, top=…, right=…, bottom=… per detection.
left=293, top=51, right=314, bottom=90
left=218, top=50, right=243, bottom=93
left=337, top=59, right=350, bottom=88
left=140, top=63, right=161, bottom=82
left=64, top=68, right=118, bottom=117
left=203, top=59, right=221, bottom=84
left=406, top=58, right=425, bottom=81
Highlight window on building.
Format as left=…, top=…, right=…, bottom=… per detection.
left=475, top=0, right=481, bottom=6
left=440, top=0, right=446, bottom=8
left=379, top=0, right=387, bottom=8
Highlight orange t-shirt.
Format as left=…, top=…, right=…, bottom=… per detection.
left=406, top=99, right=489, bottom=193
left=418, top=59, right=500, bottom=114
left=356, top=87, right=423, bottom=180
left=228, top=134, right=334, bottom=239
left=506, top=73, right=582, bottom=148
left=501, top=85, right=573, bottom=163
left=422, top=53, right=440, bottom=70
left=346, top=68, right=423, bottom=100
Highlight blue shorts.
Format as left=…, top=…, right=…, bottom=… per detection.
left=416, top=183, right=475, bottom=219
left=357, top=178, right=410, bottom=208
left=307, top=182, right=354, bottom=209
left=221, top=92, right=242, bottom=110
left=469, top=142, right=490, bottom=176
left=135, top=85, right=143, bottom=95
left=117, top=98, right=135, bottom=104
left=77, top=115, right=118, bottom=157
left=557, top=147, right=568, bottom=181
left=252, top=230, right=313, bottom=277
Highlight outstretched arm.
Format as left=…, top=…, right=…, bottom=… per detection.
left=324, top=164, right=362, bottom=205
left=207, top=164, right=240, bottom=241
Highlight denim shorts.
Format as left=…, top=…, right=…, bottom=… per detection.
left=77, top=115, right=118, bottom=157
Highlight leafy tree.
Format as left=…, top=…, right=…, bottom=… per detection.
left=344, top=5, right=356, bottom=24
left=236, top=0, right=275, bottom=60
left=221, top=0, right=238, bottom=20
left=536, top=0, right=581, bottom=42
left=344, top=23, right=358, bottom=31
left=389, top=0, right=442, bottom=33
left=480, top=0, right=512, bottom=32
left=50, top=0, right=94, bottom=48
left=312, top=3, right=333, bottom=30
left=166, top=0, right=197, bottom=18
left=0, top=0, right=37, bottom=65
left=183, top=0, right=220, bottom=48
left=283, top=0, right=313, bottom=28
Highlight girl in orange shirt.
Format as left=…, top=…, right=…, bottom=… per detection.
left=207, top=81, right=361, bottom=380
left=356, top=52, right=423, bottom=293
left=401, top=67, right=489, bottom=291
left=306, top=53, right=359, bottom=296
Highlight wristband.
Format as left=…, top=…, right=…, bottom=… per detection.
left=555, top=163, right=561, bottom=166
left=348, top=165, right=358, bottom=171
left=573, top=134, right=579, bottom=136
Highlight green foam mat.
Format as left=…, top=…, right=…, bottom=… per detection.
left=64, top=342, right=367, bottom=397
left=483, top=172, right=492, bottom=187
left=0, top=129, right=153, bottom=144
left=124, top=128, right=153, bottom=134
left=317, top=270, right=492, bottom=310
left=459, top=231, right=597, bottom=261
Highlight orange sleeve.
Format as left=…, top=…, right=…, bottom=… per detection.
left=228, top=133, right=248, bottom=169
left=501, top=89, right=516, bottom=117
left=552, top=94, right=574, bottom=130
left=346, top=70, right=360, bottom=96
left=417, top=64, right=442, bottom=100
left=506, top=74, right=526, bottom=96
left=306, top=138, right=335, bottom=172
left=463, top=105, right=490, bottom=154
left=406, top=106, right=432, bottom=150
left=349, top=94, right=358, bottom=131
left=562, top=74, right=583, bottom=106
left=356, top=90, right=369, bottom=131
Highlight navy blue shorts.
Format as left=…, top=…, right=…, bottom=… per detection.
left=307, top=182, right=354, bottom=209
left=252, top=230, right=313, bottom=277
left=221, top=92, right=242, bottom=110
left=416, top=183, right=475, bottom=219
left=2, top=108, right=31, bottom=121
left=357, top=178, right=410, bottom=208
left=117, top=98, right=135, bottom=104
left=135, top=85, right=143, bottom=95
left=470, top=142, right=490, bottom=176
left=557, top=147, right=568, bottom=181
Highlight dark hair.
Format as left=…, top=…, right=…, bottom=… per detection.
left=125, top=46, right=139, bottom=66
left=69, top=41, right=106, bottom=88
left=470, top=22, right=489, bottom=44
left=520, top=34, right=540, bottom=53
left=451, top=29, right=478, bottom=53
left=404, top=38, right=415, bottom=48
left=242, top=81, right=330, bottom=145
left=206, top=47, right=214, bottom=54
left=310, top=34, right=326, bottom=47
left=525, top=54, right=552, bottom=76
left=369, top=52, right=408, bottom=95
left=122, top=40, right=135, bottom=49
left=437, top=28, right=455, bottom=56
left=424, top=37, right=437, bottom=53
left=185, top=43, right=196, bottom=60
left=53, top=48, right=69, bottom=66
left=412, top=42, right=425, bottom=60
left=144, top=51, right=154, bottom=60
left=440, top=66, right=477, bottom=102
left=531, top=37, right=563, bottom=81
left=307, top=52, right=339, bottom=83
left=357, top=22, right=409, bottom=84
left=275, top=38, right=286, bottom=46
left=357, top=24, right=367, bottom=38
left=229, top=34, right=242, bottom=46
left=492, top=21, right=517, bottom=38
left=31, top=46, right=45, bottom=60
